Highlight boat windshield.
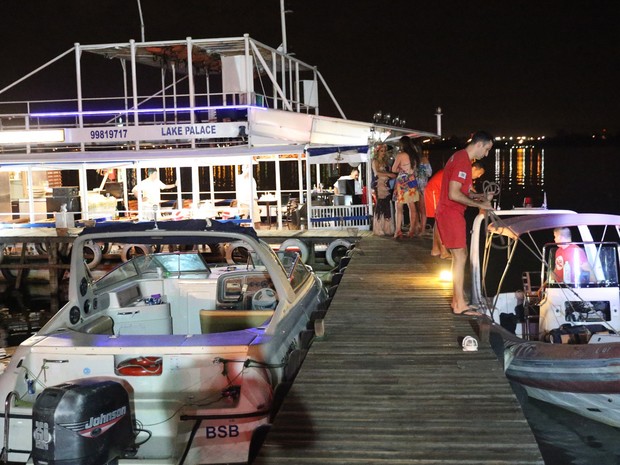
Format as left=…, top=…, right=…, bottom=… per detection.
left=544, top=242, right=619, bottom=288
left=94, top=252, right=210, bottom=289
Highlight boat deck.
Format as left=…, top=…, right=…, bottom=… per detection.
left=253, top=233, right=543, bottom=464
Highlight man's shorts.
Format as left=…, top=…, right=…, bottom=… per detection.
left=436, top=208, right=466, bottom=249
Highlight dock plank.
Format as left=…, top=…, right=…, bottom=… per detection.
left=254, top=234, right=543, bottom=464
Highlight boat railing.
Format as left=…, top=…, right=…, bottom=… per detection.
left=310, top=204, right=370, bottom=230
left=0, top=35, right=333, bottom=135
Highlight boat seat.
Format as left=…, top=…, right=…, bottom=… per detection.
left=199, top=310, right=274, bottom=334
left=82, top=315, right=115, bottom=335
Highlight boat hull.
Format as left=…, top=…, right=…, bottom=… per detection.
left=500, top=329, right=620, bottom=427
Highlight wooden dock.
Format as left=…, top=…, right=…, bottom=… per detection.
left=253, top=233, right=543, bottom=464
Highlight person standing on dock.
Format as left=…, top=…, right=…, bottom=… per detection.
left=132, top=168, right=177, bottom=220
left=414, top=146, right=432, bottom=237
left=427, top=162, right=486, bottom=259
left=391, top=136, right=421, bottom=239
left=371, top=144, right=396, bottom=236
left=435, top=131, right=494, bottom=315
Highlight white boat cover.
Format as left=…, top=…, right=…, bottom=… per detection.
left=488, top=213, right=620, bottom=240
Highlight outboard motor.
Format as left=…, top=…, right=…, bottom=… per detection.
left=32, top=377, right=137, bottom=465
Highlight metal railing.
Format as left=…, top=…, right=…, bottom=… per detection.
left=310, top=205, right=370, bottom=230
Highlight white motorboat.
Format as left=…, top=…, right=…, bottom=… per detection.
left=0, top=219, right=327, bottom=464
left=472, top=212, right=620, bottom=427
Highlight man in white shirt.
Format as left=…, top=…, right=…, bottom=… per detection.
left=132, top=168, right=177, bottom=220
left=333, top=168, right=362, bottom=204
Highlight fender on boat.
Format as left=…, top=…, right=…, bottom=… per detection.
left=325, top=239, right=351, bottom=267
left=278, top=239, right=309, bottom=263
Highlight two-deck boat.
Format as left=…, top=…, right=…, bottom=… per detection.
left=472, top=212, right=620, bottom=427
left=0, top=219, right=327, bottom=464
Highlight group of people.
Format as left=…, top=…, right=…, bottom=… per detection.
left=370, top=130, right=596, bottom=319
left=371, top=136, right=432, bottom=238
left=433, top=132, right=591, bottom=315
left=371, top=131, right=496, bottom=316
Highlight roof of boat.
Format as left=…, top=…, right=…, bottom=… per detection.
left=488, top=213, right=620, bottom=240
left=79, top=219, right=259, bottom=242
left=83, top=36, right=296, bottom=76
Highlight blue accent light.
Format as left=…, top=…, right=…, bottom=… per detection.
left=30, top=104, right=265, bottom=119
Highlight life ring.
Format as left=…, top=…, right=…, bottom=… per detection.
left=116, top=356, right=163, bottom=376
left=83, top=240, right=102, bottom=270
left=225, top=241, right=253, bottom=265
left=0, top=244, right=30, bottom=281
left=325, top=239, right=352, bottom=267
left=121, top=244, right=153, bottom=262
left=278, top=239, right=309, bottom=263
left=34, top=242, right=47, bottom=255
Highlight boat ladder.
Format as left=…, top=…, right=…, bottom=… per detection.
left=2, top=391, right=29, bottom=464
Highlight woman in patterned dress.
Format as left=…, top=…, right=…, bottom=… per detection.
left=391, top=136, right=420, bottom=239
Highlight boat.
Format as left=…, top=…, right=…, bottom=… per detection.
left=0, top=218, right=328, bottom=464
left=471, top=211, right=620, bottom=427
left=0, top=34, right=438, bottom=233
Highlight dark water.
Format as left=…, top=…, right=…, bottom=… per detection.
left=2, top=144, right=620, bottom=464
left=430, top=144, right=620, bottom=215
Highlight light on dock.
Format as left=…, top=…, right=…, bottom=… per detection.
left=438, top=269, right=452, bottom=282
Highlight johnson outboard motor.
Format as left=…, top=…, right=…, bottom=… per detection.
left=32, top=377, right=137, bottom=465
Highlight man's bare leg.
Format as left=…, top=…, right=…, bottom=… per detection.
left=450, top=247, right=472, bottom=313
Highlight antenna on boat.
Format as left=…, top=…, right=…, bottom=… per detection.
left=136, top=0, right=146, bottom=42
left=280, top=0, right=291, bottom=54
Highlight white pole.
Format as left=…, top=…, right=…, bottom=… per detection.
left=435, top=107, right=443, bottom=137
left=130, top=40, right=139, bottom=151
left=136, top=0, right=145, bottom=42
left=275, top=157, right=282, bottom=229
left=280, top=0, right=288, bottom=54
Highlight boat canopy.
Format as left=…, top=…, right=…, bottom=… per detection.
left=487, top=213, right=620, bottom=240
left=79, top=218, right=259, bottom=241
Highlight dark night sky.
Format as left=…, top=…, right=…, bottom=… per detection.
left=1, top=0, right=618, bottom=137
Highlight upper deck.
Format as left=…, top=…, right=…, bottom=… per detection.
left=0, top=35, right=437, bottom=229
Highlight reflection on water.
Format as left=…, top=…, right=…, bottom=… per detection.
left=432, top=144, right=620, bottom=215
left=493, top=147, right=546, bottom=209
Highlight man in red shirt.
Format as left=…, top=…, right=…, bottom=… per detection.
left=427, top=162, right=485, bottom=258
left=436, top=132, right=494, bottom=315
left=552, top=227, right=592, bottom=283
